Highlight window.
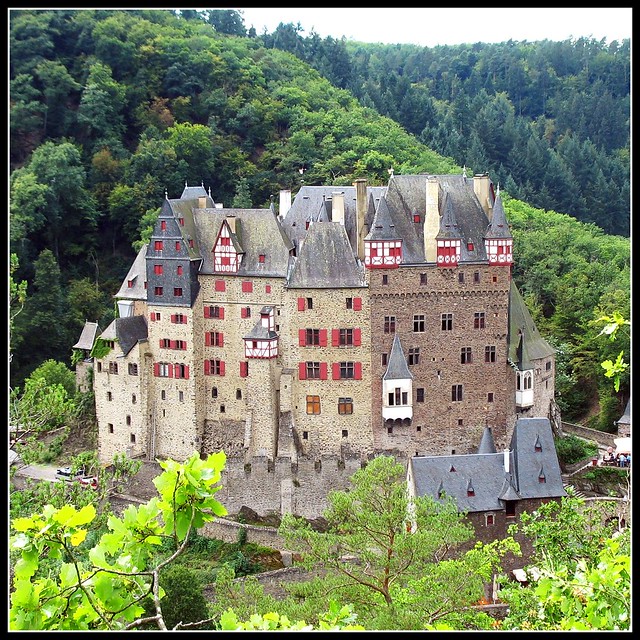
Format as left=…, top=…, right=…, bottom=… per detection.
left=177, top=265, right=183, bottom=276
left=108, top=423, right=114, bottom=434
left=546, top=361, right=552, bottom=371
left=242, top=281, right=253, bottom=293
left=452, top=384, right=463, bottom=401
left=488, top=392, right=494, bottom=403
left=154, top=286, right=163, bottom=296
left=128, top=363, right=138, bottom=375
left=157, top=362, right=171, bottom=378
left=205, top=305, right=224, bottom=319
left=485, top=346, right=496, bottom=362
left=127, top=280, right=134, bottom=288
left=384, top=316, right=396, bottom=333
left=382, top=274, right=388, bottom=285
left=175, top=340, right=186, bottom=350
left=413, top=315, right=425, bottom=332
left=154, top=264, right=163, bottom=275
left=461, top=347, right=472, bottom=364
left=205, top=360, right=224, bottom=376
left=150, top=311, right=161, bottom=321
left=416, top=388, right=425, bottom=402
left=108, top=362, right=118, bottom=374
left=240, top=361, right=249, bottom=377
left=413, top=213, right=421, bottom=223
left=474, top=312, right=486, bottom=329
left=420, top=273, right=427, bottom=285
left=241, top=306, right=251, bottom=318
left=388, top=387, right=408, bottom=406
left=305, top=329, right=321, bottom=346
left=172, top=313, right=187, bottom=324
left=408, top=347, right=420, bottom=365
left=161, top=390, right=166, bottom=400
left=211, top=387, right=218, bottom=398
left=340, top=362, right=355, bottom=379
left=338, top=397, right=353, bottom=415
left=306, top=362, right=321, bottom=379
left=505, top=501, right=516, bottom=518
left=524, top=372, right=532, bottom=390
left=154, top=240, right=163, bottom=251
left=174, top=364, right=188, bottom=379
left=265, top=285, right=271, bottom=293
left=485, top=514, right=495, bottom=526
left=381, top=353, right=388, bottom=366
left=107, top=391, right=112, bottom=401
left=306, top=395, right=321, bottom=414
left=161, top=220, right=167, bottom=231
left=493, top=275, right=498, bottom=283
left=130, top=433, right=136, bottom=444
left=441, top=313, right=453, bottom=331
left=126, top=415, right=131, bottom=426
left=342, top=429, right=348, bottom=437
left=97, top=362, right=102, bottom=372
left=338, top=328, right=354, bottom=346
left=175, top=241, right=181, bottom=251
left=174, top=287, right=183, bottom=297
left=458, top=419, right=463, bottom=426
left=259, top=254, right=265, bottom=263
left=306, top=297, right=313, bottom=309
left=474, top=271, right=480, bottom=283
left=179, top=391, right=184, bottom=403
left=189, top=239, right=194, bottom=248
left=387, top=426, right=393, bottom=434
left=302, top=431, right=309, bottom=440
left=179, top=218, right=184, bottom=226
left=160, top=338, right=171, bottom=348
left=346, top=297, right=353, bottom=309
left=467, top=241, right=474, bottom=251
left=458, top=272, right=464, bottom=283
left=236, top=389, right=242, bottom=399
left=206, top=331, right=224, bottom=347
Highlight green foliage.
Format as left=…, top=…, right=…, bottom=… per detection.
left=553, top=434, right=597, bottom=466
left=10, top=451, right=228, bottom=630
left=89, top=337, right=112, bottom=359
left=594, top=312, right=630, bottom=392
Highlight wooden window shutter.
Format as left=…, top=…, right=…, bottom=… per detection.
left=219, top=333, right=224, bottom=347
left=299, top=329, right=306, bottom=346
left=205, top=332, right=211, bottom=346
left=215, top=280, right=225, bottom=291
left=354, top=328, right=361, bottom=346
left=171, top=314, right=176, bottom=323
left=332, top=363, right=341, bottom=380
left=184, top=365, right=189, bottom=379
left=332, top=329, right=340, bottom=346
left=241, top=307, right=248, bottom=318
left=220, top=361, right=225, bottom=376
left=320, top=362, right=328, bottom=380
left=319, top=329, right=328, bottom=347
left=204, top=306, right=210, bottom=318
left=297, top=297, right=306, bottom=311
left=168, top=364, right=174, bottom=378
left=204, top=360, right=211, bottom=375
left=353, top=297, right=362, bottom=311
left=219, top=307, right=225, bottom=320
left=299, top=362, right=306, bottom=380
left=355, top=362, right=362, bottom=379
left=154, top=363, right=159, bottom=377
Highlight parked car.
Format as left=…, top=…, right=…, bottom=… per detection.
left=56, top=467, right=85, bottom=481
left=78, top=476, right=98, bottom=489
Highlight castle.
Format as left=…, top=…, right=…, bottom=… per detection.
left=74, top=171, right=558, bottom=518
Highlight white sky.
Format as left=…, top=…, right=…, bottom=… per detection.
left=236, top=7, right=632, bottom=47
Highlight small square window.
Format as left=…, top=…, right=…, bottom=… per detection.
left=382, top=274, right=388, bottom=285
left=302, top=431, right=309, bottom=440
left=342, top=430, right=348, bottom=438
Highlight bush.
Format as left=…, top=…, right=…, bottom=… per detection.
left=554, top=434, right=598, bottom=465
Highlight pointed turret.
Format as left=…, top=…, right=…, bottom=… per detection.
left=364, top=198, right=403, bottom=269
left=435, top=193, right=462, bottom=267
left=484, top=189, right=513, bottom=266
left=382, top=335, right=413, bottom=422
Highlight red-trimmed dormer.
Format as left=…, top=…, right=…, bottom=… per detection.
left=484, top=190, right=513, bottom=266
left=212, top=216, right=244, bottom=273
left=364, top=199, right=402, bottom=269
left=436, top=193, right=461, bottom=267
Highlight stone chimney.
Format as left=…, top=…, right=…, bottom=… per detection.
left=473, top=173, right=493, bottom=221
left=353, top=178, right=367, bottom=260
left=331, top=192, right=345, bottom=225
left=226, top=214, right=236, bottom=233
left=503, top=449, right=510, bottom=474
left=198, top=196, right=207, bottom=209
left=279, top=189, right=292, bottom=217
left=424, top=177, right=440, bottom=262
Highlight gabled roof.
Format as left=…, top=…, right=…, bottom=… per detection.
left=180, top=183, right=208, bottom=200
left=383, top=335, right=414, bottom=381
left=436, top=192, right=462, bottom=239
left=97, top=315, right=148, bottom=357
left=365, top=197, right=402, bottom=241
left=72, top=321, right=101, bottom=351
left=287, top=221, right=365, bottom=289
left=115, top=245, right=148, bottom=300
left=194, top=207, right=293, bottom=277
left=244, top=307, right=278, bottom=340
left=409, top=417, right=566, bottom=514
left=508, top=281, right=555, bottom=368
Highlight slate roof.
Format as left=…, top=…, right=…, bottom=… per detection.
left=115, top=245, right=148, bottom=300
left=383, top=335, right=414, bottom=380
left=244, top=306, right=278, bottom=340
left=193, top=207, right=293, bottom=277
left=282, top=185, right=385, bottom=255
left=366, top=197, right=403, bottom=241
left=508, top=280, right=555, bottom=369
left=287, top=221, right=365, bottom=289
left=97, top=315, right=148, bottom=356
left=484, top=191, right=512, bottom=239
left=72, top=321, right=101, bottom=351
left=409, top=417, right=566, bottom=514
left=617, top=399, right=631, bottom=426
left=477, top=426, right=498, bottom=454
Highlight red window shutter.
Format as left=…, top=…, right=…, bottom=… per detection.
left=332, top=329, right=340, bottom=347
left=150, top=312, right=155, bottom=321
left=298, top=362, right=307, bottom=380
left=220, top=361, right=225, bottom=376
left=204, top=360, right=210, bottom=375
left=205, top=332, right=211, bottom=346
left=168, top=364, right=174, bottom=378
left=154, top=363, right=159, bottom=377
left=215, top=280, right=225, bottom=291
left=354, top=362, right=362, bottom=379
left=219, top=307, right=225, bottom=320
left=240, top=362, right=248, bottom=377
left=170, top=340, right=176, bottom=349
left=184, top=365, right=189, bottom=379
left=219, top=333, right=224, bottom=347
left=332, top=363, right=341, bottom=380
left=241, top=307, right=248, bottom=318
left=319, top=329, right=327, bottom=347
left=204, top=306, right=210, bottom=318
left=159, top=339, right=163, bottom=348
left=298, top=297, right=306, bottom=311
left=171, top=314, right=175, bottom=323
left=320, top=362, right=327, bottom=380
left=242, top=281, right=253, bottom=293
left=353, top=297, right=362, bottom=311
left=354, top=328, right=362, bottom=346
left=299, top=329, right=306, bottom=346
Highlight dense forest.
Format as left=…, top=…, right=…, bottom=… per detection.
left=9, top=9, right=630, bottom=429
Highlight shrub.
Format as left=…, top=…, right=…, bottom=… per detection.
left=554, top=434, right=598, bottom=465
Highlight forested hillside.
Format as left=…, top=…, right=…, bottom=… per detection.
left=9, top=9, right=629, bottom=427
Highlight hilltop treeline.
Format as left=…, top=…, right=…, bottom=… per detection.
left=9, top=9, right=629, bottom=426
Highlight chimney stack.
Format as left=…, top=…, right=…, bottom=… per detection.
left=473, top=173, right=493, bottom=221
left=198, top=196, right=207, bottom=209
left=331, top=192, right=345, bottom=225
left=279, top=189, right=292, bottom=217
left=353, top=178, right=367, bottom=260
left=424, top=177, right=439, bottom=262
left=503, top=449, right=510, bottom=474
